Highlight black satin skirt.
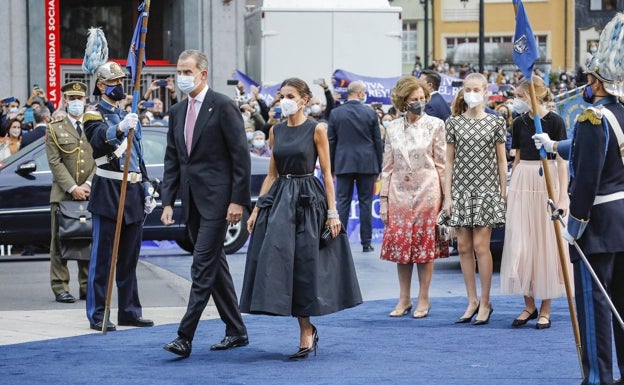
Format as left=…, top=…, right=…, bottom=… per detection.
left=239, top=176, right=362, bottom=317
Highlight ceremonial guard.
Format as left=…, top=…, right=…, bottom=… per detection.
left=46, top=81, right=95, bottom=303
left=82, top=61, right=155, bottom=331
left=534, top=13, right=624, bottom=384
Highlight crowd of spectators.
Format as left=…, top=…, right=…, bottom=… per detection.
left=0, top=59, right=602, bottom=164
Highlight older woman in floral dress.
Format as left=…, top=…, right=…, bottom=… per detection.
left=380, top=76, right=448, bottom=318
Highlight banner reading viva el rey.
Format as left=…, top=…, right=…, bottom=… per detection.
left=331, top=69, right=463, bottom=105
left=45, top=0, right=61, bottom=107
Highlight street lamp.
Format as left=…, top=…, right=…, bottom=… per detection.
left=460, top=0, right=485, bottom=73
left=478, top=0, right=484, bottom=73
left=420, top=0, right=429, bottom=69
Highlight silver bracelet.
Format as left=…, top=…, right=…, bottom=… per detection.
left=327, top=209, right=339, bottom=219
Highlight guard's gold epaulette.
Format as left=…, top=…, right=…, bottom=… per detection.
left=577, top=107, right=603, bottom=125
left=82, top=110, right=103, bottom=124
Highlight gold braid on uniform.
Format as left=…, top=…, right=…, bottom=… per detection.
left=48, top=120, right=83, bottom=182
left=577, top=108, right=602, bottom=125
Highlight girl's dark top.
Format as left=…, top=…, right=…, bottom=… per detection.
left=511, top=111, right=567, bottom=160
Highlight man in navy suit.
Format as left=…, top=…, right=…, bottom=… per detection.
left=419, top=70, right=451, bottom=122
left=328, top=81, right=383, bottom=252
left=162, top=49, right=251, bottom=358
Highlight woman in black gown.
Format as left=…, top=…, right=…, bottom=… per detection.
left=240, top=78, right=362, bottom=359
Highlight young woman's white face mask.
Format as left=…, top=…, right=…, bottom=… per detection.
left=463, top=92, right=484, bottom=109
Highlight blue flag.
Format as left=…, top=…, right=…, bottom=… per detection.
left=512, top=0, right=539, bottom=80
left=126, top=1, right=147, bottom=86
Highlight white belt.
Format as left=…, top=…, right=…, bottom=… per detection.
left=593, top=191, right=624, bottom=205
left=95, top=138, right=128, bottom=166
left=96, top=168, right=142, bottom=183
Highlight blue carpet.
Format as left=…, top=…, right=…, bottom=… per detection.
left=1, top=297, right=582, bottom=385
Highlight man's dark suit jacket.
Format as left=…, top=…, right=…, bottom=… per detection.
left=424, top=92, right=451, bottom=122
left=327, top=100, right=383, bottom=175
left=20, top=124, right=47, bottom=147
left=161, top=88, right=251, bottom=222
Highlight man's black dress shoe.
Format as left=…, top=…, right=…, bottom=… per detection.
left=118, top=317, right=154, bottom=327
left=362, top=245, right=375, bottom=252
left=90, top=321, right=116, bottom=331
left=164, top=337, right=192, bottom=358
left=79, top=292, right=86, bottom=300
left=210, top=335, right=249, bottom=350
left=55, top=291, right=76, bottom=303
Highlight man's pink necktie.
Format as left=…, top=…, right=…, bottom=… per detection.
left=185, top=98, right=196, bottom=154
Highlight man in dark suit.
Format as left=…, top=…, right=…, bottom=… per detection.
left=82, top=61, right=154, bottom=332
left=21, top=107, right=50, bottom=147
left=419, top=70, right=451, bottom=122
left=162, top=49, right=251, bottom=358
left=328, top=80, right=383, bottom=252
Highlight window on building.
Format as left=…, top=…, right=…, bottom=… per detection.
left=590, top=0, right=616, bottom=10
left=402, top=22, right=418, bottom=65
left=444, top=34, right=547, bottom=67
left=60, top=0, right=164, bottom=60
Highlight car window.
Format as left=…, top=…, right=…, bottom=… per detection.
left=142, top=130, right=166, bottom=166
left=33, top=148, right=51, bottom=172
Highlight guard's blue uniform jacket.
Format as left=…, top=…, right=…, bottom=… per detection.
left=83, top=99, right=149, bottom=224
left=563, top=95, right=624, bottom=385
left=81, top=99, right=150, bottom=326
left=566, top=96, right=624, bottom=254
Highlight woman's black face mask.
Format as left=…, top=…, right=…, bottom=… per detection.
left=407, top=101, right=426, bottom=115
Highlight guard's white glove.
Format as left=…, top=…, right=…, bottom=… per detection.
left=118, top=113, right=139, bottom=135
left=144, top=196, right=157, bottom=214
left=531, top=133, right=555, bottom=153
left=561, top=227, right=575, bottom=244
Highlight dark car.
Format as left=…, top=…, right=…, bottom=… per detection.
left=0, top=126, right=269, bottom=255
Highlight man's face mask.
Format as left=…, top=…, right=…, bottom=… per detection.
left=582, top=81, right=595, bottom=104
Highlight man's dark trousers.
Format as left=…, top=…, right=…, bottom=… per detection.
left=177, top=196, right=246, bottom=341
left=336, top=173, right=376, bottom=248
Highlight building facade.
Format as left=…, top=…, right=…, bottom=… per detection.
left=393, top=0, right=619, bottom=76
left=575, top=0, right=621, bottom=68
left=0, top=0, right=245, bottom=108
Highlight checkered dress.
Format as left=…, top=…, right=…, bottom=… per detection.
left=445, top=114, right=506, bottom=228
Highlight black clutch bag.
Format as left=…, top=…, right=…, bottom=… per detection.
left=320, top=223, right=345, bottom=248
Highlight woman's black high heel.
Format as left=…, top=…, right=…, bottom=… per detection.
left=289, top=325, right=319, bottom=359
left=473, top=306, right=494, bottom=326
left=455, top=305, right=479, bottom=324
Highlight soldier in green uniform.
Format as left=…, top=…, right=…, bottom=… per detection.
left=45, top=81, right=96, bottom=303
